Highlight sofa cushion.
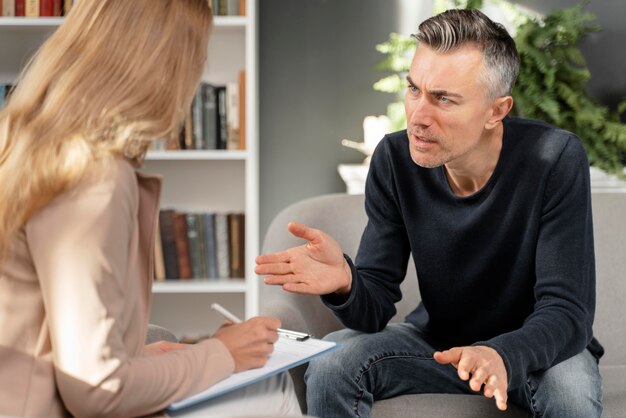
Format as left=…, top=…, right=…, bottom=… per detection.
left=600, top=365, right=626, bottom=418
left=372, top=394, right=530, bottom=417
left=260, top=192, right=625, bottom=416
left=591, top=193, right=626, bottom=366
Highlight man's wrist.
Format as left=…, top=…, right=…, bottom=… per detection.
left=335, top=258, right=353, bottom=295
left=323, top=258, right=353, bottom=305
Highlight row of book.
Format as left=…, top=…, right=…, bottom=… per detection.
left=212, top=0, right=246, bottom=16
left=151, top=74, right=246, bottom=152
left=2, top=74, right=246, bottom=152
left=156, top=210, right=245, bottom=281
left=0, top=0, right=73, bottom=17
left=0, top=1, right=243, bottom=18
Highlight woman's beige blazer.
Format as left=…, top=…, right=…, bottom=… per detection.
left=0, top=158, right=235, bottom=417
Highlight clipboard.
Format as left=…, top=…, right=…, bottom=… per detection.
left=166, top=334, right=338, bottom=412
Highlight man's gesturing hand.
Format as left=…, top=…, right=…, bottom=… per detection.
left=255, top=222, right=352, bottom=296
left=433, top=345, right=508, bottom=411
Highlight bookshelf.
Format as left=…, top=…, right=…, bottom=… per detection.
left=0, top=2, right=259, bottom=339
left=152, top=280, right=247, bottom=294
left=146, top=150, right=249, bottom=161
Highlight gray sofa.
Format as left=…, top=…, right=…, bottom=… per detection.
left=259, top=192, right=626, bottom=417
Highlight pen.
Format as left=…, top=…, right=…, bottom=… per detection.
left=210, top=303, right=242, bottom=324
left=210, top=303, right=311, bottom=341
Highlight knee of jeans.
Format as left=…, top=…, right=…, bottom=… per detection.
left=529, top=352, right=602, bottom=417
left=304, top=332, right=370, bottom=386
left=305, top=344, right=355, bottom=384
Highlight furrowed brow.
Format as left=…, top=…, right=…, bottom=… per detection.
left=406, top=76, right=462, bottom=99
left=427, top=89, right=462, bottom=98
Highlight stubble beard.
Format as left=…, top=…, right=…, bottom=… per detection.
left=407, top=129, right=451, bottom=168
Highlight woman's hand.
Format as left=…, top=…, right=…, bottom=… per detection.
left=213, top=316, right=281, bottom=372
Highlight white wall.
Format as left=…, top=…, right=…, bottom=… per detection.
left=259, top=0, right=406, bottom=239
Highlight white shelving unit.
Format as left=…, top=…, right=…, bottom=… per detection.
left=0, top=3, right=259, bottom=338
left=145, top=150, right=249, bottom=161
left=0, top=17, right=64, bottom=27
left=152, top=279, right=248, bottom=294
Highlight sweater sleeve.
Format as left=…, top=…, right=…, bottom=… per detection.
left=26, top=169, right=235, bottom=418
left=476, top=137, right=596, bottom=390
left=321, top=138, right=412, bottom=332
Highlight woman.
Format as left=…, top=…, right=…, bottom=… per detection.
left=0, top=1, right=300, bottom=417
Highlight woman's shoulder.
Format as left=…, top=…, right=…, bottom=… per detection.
left=55, top=157, right=138, bottom=205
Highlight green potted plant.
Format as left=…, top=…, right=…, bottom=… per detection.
left=371, top=0, right=626, bottom=179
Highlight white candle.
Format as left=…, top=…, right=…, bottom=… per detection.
left=363, top=115, right=390, bottom=153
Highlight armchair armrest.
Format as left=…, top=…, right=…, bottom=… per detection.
left=145, top=324, right=178, bottom=344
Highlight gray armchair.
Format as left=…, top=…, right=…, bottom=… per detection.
left=146, top=324, right=179, bottom=344
left=259, top=193, right=626, bottom=417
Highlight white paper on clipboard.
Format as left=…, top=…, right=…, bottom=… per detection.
left=167, top=336, right=337, bottom=412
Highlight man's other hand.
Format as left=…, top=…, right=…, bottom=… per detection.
left=434, top=345, right=508, bottom=411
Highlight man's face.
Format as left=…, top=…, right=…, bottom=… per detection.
left=404, top=43, right=501, bottom=169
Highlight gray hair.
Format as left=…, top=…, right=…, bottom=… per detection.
left=413, top=9, right=520, bottom=100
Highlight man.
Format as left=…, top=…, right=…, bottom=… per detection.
left=255, top=9, right=603, bottom=418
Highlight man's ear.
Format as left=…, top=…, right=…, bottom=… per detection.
left=485, top=96, right=513, bottom=129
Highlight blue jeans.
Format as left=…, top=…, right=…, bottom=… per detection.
left=304, top=323, right=602, bottom=418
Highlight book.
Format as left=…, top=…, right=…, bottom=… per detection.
left=201, top=213, right=218, bottom=279
left=15, top=0, right=25, bottom=16
left=186, top=213, right=205, bottom=279
left=238, top=70, right=246, bottom=150
left=194, top=214, right=209, bottom=279
left=226, top=0, right=238, bottom=16
left=215, top=86, right=228, bottom=150
left=228, top=213, right=245, bottom=278
left=173, top=212, right=192, bottom=279
left=191, top=87, right=204, bottom=150
left=226, top=81, right=240, bottom=150
left=215, top=0, right=227, bottom=15
left=0, top=85, right=6, bottom=110
left=63, top=0, right=72, bottom=15
left=40, top=0, right=54, bottom=16
left=239, top=0, right=246, bottom=16
left=25, top=0, right=39, bottom=16
left=1, top=84, right=14, bottom=110
left=214, top=213, right=230, bottom=278
left=165, top=131, right=181, bottom=150
left=149, top=137, right=167, bottom=152
left=183, top=108, right=193, bottom=150
left=201, top=83, right=218, bottom=150
left=159, top=210, right=179, bottom=280
left=154, top=222, right=166, bottom=281
left=0, top=84, right=12, bottom=109
left=167, top=336, right=337, bottom=412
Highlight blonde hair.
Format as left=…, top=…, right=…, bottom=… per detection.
left=0, top=0, right=212, bottom=258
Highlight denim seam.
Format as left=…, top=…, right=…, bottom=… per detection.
left=526, top=378, right=543, bottom=418
left=352, top=352, right=432, bottom=418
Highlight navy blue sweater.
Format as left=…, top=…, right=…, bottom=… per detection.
left=323, top=117, right=603, bottom=391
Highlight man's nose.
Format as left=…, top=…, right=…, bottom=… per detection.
left=407, top=96, right=434, bottom=128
